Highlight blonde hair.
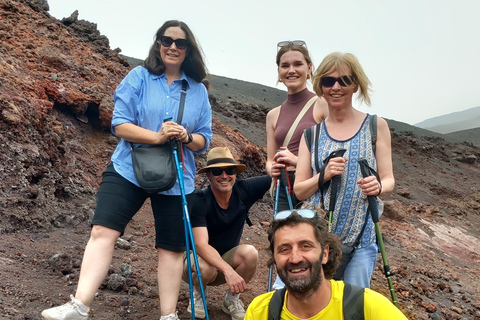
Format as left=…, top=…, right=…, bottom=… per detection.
left=313, top=52, right=372, bottom=106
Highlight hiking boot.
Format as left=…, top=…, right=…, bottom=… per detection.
left=222, top=297, right=245, bottom=320
left=41, top=295, right=89, bottom=320
left=160, top=312, right=179, bottom=320
left=186, top=291, right=206, bottom=319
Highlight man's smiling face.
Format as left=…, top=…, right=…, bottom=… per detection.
left=274, top=223, right=328, bottom=293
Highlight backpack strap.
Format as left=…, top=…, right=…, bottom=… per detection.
left=343, top=283, right=365, bottom=320
left=267, top=287, right=287, bottom=320
left=370, top=114, right=377, bottom=156
left=267, top=284, right=364, bottom=320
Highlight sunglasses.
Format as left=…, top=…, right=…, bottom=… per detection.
left=209, top=167, right=237, bottom=176
left=320, top=75, right=355, bottom=87
left=277, top=40, right=306, bottom=48
left=158, top=36, right=189, bottom=50
left=274, top=209, right=317, bottom=220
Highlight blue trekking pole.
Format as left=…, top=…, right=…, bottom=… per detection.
left=358, top=158, right=398, bottom=307
left=267, top=177, right=281, bottom=291
left=172, top=139, right=209, bottom=319
left=267, top=168, right=294, bottom=291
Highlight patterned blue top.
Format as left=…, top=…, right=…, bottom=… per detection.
left=305, top=114, right=377, bottom=247
left=110, top=66, right=212, bottom=195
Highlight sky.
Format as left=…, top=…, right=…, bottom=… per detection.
left=47, top=0, right=480, bottom=125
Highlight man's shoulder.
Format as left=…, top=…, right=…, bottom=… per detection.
left=237, top=175, right=271, bottom=192
left=363, top=288, right=408, bottom=319
left=245, top=291, right=275, bottom=319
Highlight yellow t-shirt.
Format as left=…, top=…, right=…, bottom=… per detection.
left=244, top=280, right=408, bottom=320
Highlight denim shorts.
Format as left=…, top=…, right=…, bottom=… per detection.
left=92, top=163, right=192, bottom=252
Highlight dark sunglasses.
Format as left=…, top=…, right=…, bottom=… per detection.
left=209, top=167, right=237, bottom=176
left=158, top=36, right=189, bottom=49
left=320, top=75, right=355, bottom=87
left=274, top=209, right=317, bottom=220
left=277, top=40, right=306, bottom=48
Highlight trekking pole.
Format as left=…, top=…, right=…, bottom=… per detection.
left=267, top=177, right=281, bottom=291
left=172, top=139, right=209, bottom=319
left=279, top=168, right=294, bottom=210
left=267, top=168, right=295, bottom=291
left=358, top=158, right=398, bottom=307
left=324, top=149, right=346, bottom=231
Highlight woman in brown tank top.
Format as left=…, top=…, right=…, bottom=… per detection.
left=266, top=41, right=328, bottom=212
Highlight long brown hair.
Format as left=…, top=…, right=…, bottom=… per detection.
left=144, top=20, right=207, bottom=82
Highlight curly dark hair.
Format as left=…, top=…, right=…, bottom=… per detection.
left=267, top=211, right=342, bottom=279
left=144, top=20, right=207, bottom=82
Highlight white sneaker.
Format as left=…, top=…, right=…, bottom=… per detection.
left=160, top=312, right=179, bottom=320
left=187, top=290, right=206, bottom=319
left=41, top=295, right=89, bottom=320
left=222, top=297, right=245, bottom=320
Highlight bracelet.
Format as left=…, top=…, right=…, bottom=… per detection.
left=185, top=133, right=193, bottom=145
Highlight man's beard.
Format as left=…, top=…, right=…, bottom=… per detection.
left=277, top=258, right=323, bottom=298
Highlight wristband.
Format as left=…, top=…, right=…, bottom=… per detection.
left=185, top=133, right=193, bottom=144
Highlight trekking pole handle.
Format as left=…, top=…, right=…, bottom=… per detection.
left=358, top=158, right=380, bottom=223
left=326, top=148, right=346, bottom=162
left=279, top=167, right=289, bottom=190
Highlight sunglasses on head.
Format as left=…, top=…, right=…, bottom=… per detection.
left=320, top=75, right=355, bottom=87
left=277, top=40, right=306, bottom=48
left=209, top=167, right=237, bottom=176
left=274, top=209, right=317, bottom=221
left=158, top=36, right=189, bottom=50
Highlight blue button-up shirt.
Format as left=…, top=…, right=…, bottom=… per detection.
left=110, top=66, right=212, bottom=195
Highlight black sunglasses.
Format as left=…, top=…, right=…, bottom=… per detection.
left=320, top=75, right=355, bottom=87
left=209, top=167, right=237, bottom=176
left=277, top=40, right=306, bottom=48
left=274, top=209, right=317, bottom=220
left=158, top=36, right=189, bottom=50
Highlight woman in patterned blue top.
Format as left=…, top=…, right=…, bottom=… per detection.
left=294, top=52, right=394, bottom=289
left=41, top=20, right=212, bottom=320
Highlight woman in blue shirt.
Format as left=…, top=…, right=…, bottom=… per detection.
left=41, top=20, right=212, bottom=320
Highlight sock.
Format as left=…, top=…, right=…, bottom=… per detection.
left=72, top=296, right=90, bottom=314
left=160, top=312, right=176, bottom=320
left=225, top=290, right=240, bottom=301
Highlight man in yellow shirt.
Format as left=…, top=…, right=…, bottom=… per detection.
left=244, top=210, right=408, bottom=319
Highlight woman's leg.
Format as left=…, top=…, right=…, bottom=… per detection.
left=76, top=163, right=148, bottom=305
left=157, top=249, right=184, bottom=316
left=151, top=194, right=190, bottom=316
left=342, top=242, right=378, bottom=288
left=75, top=226, right=120, bottom=306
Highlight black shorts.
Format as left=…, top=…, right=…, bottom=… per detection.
left=92, top=163, right=193, bottom=252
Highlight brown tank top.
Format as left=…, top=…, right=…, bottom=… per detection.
left=274, top=88, right=317, bottom=156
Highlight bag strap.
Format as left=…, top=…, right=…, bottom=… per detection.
left=268, top=284, right=364, bottom=320
left=175, top=79, right=188, bottom=124
left=282, top=96, right=318, bottom=147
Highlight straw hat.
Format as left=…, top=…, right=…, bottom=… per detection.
left=198, top=147, right=246, bottom=174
